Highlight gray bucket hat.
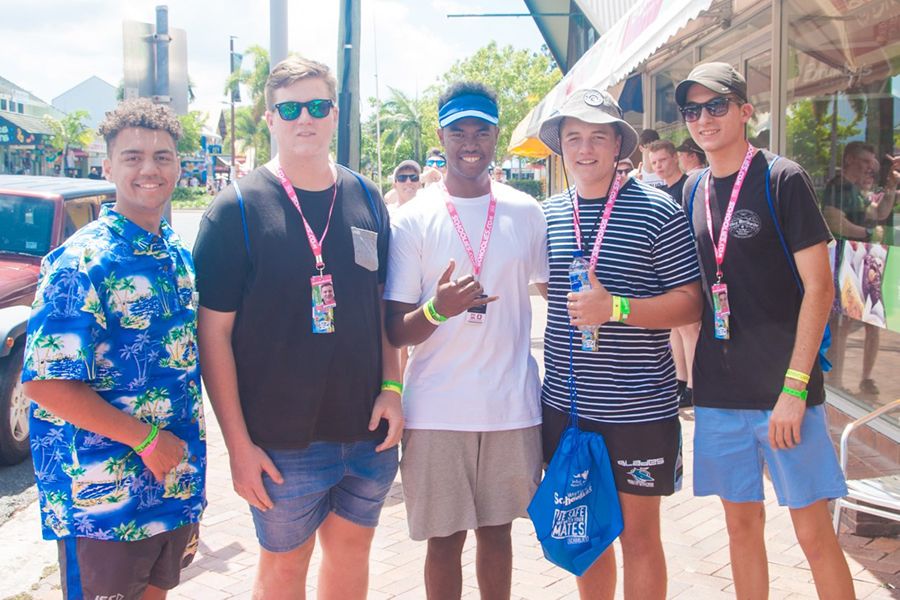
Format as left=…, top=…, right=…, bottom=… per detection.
left=538, top=89, right=638, bottom=159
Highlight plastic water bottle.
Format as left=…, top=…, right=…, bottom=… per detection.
left=569, top=250, right=598, bottom=350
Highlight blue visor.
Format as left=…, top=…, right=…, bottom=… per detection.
left=438, top=93, right=499, bottom=128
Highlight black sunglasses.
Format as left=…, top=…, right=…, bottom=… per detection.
left=273, top=99, right=334, bottom=120
left=679, top=96, right=741, bottom=122
left=616, top=168, right=631, bottom=175
left=395, top=173, right=420, bottom=183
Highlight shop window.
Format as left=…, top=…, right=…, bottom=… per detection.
left=785, top=0, right=900, bottom=423
left=652, top=53, right=694, bottom=146
left=0, top=99, right=6, bottom=111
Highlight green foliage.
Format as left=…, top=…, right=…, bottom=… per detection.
left=223, top=45, right=271, bottom=164
left=785, top=97, right=861, bottom=186
left=43, top=110, right=93, bottom=154
left=428, top=42, right=561, bottom=160
left=170, top=186, right=212, bottom=209
left=506, top=178, right=544, bottom=200
left=177, top=111, right=205, bottom=156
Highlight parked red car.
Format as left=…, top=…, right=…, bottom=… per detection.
left=0, top=175, right=116, bottom=464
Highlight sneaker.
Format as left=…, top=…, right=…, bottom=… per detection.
left=860, top=378, right=880, bottom=395
left=678, top=387, right=693, bottom=408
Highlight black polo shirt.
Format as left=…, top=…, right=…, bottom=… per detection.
left=193, top=166, right=390, bottom=448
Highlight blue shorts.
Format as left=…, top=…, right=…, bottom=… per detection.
left=693, top=405, right=848, bottom=508
left=250, top=440, right=399, bottom=552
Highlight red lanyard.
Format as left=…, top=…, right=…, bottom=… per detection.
left=571, top=174, right=623, bottom=271
left=442, top=184, right=497, bottom=279
left=704, top=145, right=756, bottom=282
left=276, top=166, right=338, bottom=273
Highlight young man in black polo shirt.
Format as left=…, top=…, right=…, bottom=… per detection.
left=193, top=55, right=402, bottom=599
left=676, top=62, right=854, bottom=599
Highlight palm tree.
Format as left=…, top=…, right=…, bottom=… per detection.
left=43, top=111, right=94, bottom=176
left=379, top=88, right=425, bottom=162
left=224, top=45, right=271, bottom=166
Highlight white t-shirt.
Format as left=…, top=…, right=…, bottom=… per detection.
left=384, top=182, right=549, bottom=431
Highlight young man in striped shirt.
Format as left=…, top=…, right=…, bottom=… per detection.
left=538, top=89, right=702, bottom=599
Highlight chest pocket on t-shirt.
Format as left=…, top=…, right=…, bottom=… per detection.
left=351, top=226, right=379, bottom=271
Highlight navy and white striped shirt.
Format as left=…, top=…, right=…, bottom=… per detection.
left=542, top=178, right=700, bottom=423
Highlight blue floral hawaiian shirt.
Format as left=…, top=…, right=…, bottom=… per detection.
left=22, top=205, right=206, bottom=542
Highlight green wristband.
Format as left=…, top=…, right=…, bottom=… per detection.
left=425, top=298, right=448, bottom=323
left=781, top=385, right=808, bottom=402
left=133, top=423, right=159, bottom=454
left=381, top=380, right=403, bottom=394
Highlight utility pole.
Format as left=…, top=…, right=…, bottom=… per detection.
left=270, top=0, right=288, bottom=158
left=373, top=9, right=382, bottom=187
left=336, top=0, right=361, bottom=170
left=229, top=36, right=239, bottom=183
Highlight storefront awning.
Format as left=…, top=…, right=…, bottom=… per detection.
left=509, top=0, right=713, bottom=157
left=0, top=112, right=53, bottom=146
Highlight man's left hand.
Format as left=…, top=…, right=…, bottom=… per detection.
left=369, top=390, right=404, bottom=452
left=768, top=392, right=806, bottom=450
left=568, top=269, right=613, bottom=327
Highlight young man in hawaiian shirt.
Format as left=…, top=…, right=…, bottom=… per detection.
left=22, top=98, right=206, bottom=600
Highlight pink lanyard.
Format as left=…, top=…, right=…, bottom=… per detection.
left=704, top=145, right=756, bottom=282
left=276, top=166, right=338, bottom=273
left=442, top=184, right=498, bottom=279
left=571, top=175, right=623, bottom=271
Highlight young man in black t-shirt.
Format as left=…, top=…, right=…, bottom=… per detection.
left=677, top=62, right=854, bottom=599
left=193, top=56, right=402, bottom=599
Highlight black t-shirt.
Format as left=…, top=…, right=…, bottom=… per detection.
left=193, top=166, right=390, bottom=448
left=682, top=150, right=832, bottom=410
left=660, top=173, right=687, bottom=204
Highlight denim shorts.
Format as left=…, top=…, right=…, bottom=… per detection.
left=693, top=405, right=848, bottom=508
left=250, top=440, right=399, bottom=552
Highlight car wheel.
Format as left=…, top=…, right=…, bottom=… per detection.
left=0, top=343, right=30, bottom=465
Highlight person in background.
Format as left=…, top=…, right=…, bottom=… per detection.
left=616, top=158, right=634, bottom=181
left=492, top=164, right=507, bottom=183
left=421, top=148, right=448, bottom=187
left=633, top=128, right=664, bottom=186
left=676, top=137, right=707, bottom=174
left=389, top=159, right=422, bottom=213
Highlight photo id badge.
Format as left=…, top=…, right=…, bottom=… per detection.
left=311, top=274, right=336, bottom=334
left=713, top=313, right=730, bottom=340
left=466, top=294, right=488, bottom=324
left=580, top=329, right=598, bottom=352
left=711, top=282, right=730, bottom=317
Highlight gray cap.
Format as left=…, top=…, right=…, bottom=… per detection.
left=539, top=89, right=638, bottom=159
left=392, top=159, right=421, bottom=178
left=675, top=62, right=747, bottom=107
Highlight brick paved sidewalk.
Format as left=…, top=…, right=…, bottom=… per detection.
left=9, top=401, right=897, bottom=600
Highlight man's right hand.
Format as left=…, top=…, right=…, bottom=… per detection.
left=432, top=259, right=498, bottom=318
left=141, top=429, right=188, bottom=483
left=229, top=443, right=284, bottom=511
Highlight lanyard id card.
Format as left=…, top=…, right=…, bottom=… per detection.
left=711, top=282, right=730, bottom=317
left=580, top=329, right=598, bottom=352
left=311, top=274, right=336, bottom=334
left=466, top=294, right=488, bottom=324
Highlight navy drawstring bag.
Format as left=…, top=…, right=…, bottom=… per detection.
left=527, top=327, right=623, bottom=576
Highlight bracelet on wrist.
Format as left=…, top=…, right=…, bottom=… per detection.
left=610, top=296, right=621, bottom=322
left=785, top=369, right=810, bottom=385
left=133, top=423, right=159, bottom=455
left=619, top=297, right=630, bottom=322
left=381, top=380, right=403, bottom=395
left=423, top=298, right=448, bottom=325
left=781, top=385, right=808, bottom=402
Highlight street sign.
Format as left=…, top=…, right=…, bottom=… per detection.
left=207, top=144, right=222, bottom=155
left=122, top=20, right=189, bottom=115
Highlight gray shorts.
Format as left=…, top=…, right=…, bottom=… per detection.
left=400, top=426, right=542, bottom=541
left=57, top=522, right=200, bottom=599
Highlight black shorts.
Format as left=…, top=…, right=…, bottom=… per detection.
left=542, top=404, right=683, bottom=496
left=57, top=522, right=200, bottom=599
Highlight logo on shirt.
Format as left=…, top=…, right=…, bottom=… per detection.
left=731, top=209, right=761, bottom=238
left=618, top=457, right=662, bottom=488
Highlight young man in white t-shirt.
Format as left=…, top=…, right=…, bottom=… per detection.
left=385, top=82, right=548, bottom=599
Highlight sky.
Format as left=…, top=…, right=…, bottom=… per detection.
left=1, top=0, right=547, bottom=118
